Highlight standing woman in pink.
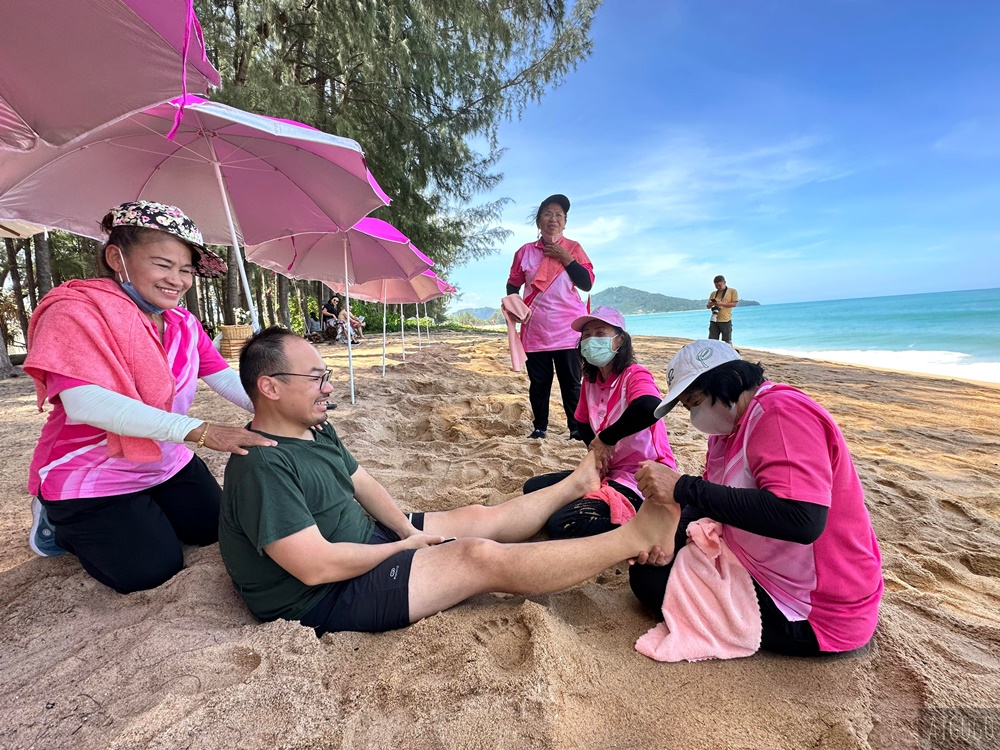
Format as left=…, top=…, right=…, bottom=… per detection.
left=506, top=194, right=595, bottom=440
left=24, top=201, right=275, bottom=593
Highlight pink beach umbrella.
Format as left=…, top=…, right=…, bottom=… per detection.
left=329, top=270, right=455, bottom=376
left=0, top=96, right=390, bottom=329
left=0, top=0, right=220, bottom=152
left=245, top=219, right=432, bottom=403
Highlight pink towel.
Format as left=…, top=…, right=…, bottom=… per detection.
left=501, top=294, right=531, bottom=372
left=635, top=518, right=762, bottom=662
left=584, top=483, right=636, bottom=526
left=24, top=278, right=175, bottom=462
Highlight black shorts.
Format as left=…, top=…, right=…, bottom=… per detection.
left=299, top=513, right=425, bottom=635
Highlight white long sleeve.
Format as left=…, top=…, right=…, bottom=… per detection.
left=61, top=385, right=203, bottom=444
left=203, top=367, right=254, bottom=413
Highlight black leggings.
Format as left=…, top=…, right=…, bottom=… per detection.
left=41, top=455, right=221, bottom=594
left=524, top=471, right=642, bottom=539
left=628, top=505, right=822, bottom=657
left=525, top=348, right=582, bottom=432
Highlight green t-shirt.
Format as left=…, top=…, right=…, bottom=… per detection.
left=219, top=422, right=375, bottom=621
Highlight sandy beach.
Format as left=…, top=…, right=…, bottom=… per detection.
left=2, top=330, right=998, bottom=749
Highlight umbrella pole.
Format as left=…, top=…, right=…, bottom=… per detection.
left=424, top=302, right=431, bottom=342
left=209, top=154, right=260, bottom=331
left=381, top=281, right=387, bottom=378
left=400, top=303, right=405, bottom=361
left=344, top=237, right=355, bottom=404
left=416, top=303, right=422, bottom=350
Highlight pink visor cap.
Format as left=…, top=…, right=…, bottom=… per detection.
left=571, top=306, right=626, bottom=333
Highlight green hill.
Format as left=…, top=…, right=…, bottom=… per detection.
left=591, top=286, right=760, bottom=314
left=449, top=286, right=760, bottom=321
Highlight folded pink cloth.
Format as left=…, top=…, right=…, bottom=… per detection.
left=584, top=482, right=636, bottom=526
left=501, top=294, right=531, bottom=372
left=635, top=518, right=762, bottom=662
left=24, top=278, right=175, bottom=462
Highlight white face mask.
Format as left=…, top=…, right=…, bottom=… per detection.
left=690, top=399, right=739, bottom=435
left=581, top=336, right=618, bottom=367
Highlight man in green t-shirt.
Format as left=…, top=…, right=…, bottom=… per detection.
left=219, top=328, right=680, bottom=635
left=706, top=275, right=739, bottom=345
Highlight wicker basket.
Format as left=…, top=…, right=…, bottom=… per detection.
left=219, top=339, right=244, bottom=359
left=220, top=324, right=253, bottom=340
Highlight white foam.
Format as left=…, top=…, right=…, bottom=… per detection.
left=764, top=348, right=1000, bottom=384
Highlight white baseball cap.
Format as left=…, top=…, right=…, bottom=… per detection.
left=654, top=340, right=741, bottom=418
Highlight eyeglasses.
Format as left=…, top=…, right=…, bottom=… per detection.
left=269, top=369, right=333, bottom=386
left=540, top=211, right=566, bottom=221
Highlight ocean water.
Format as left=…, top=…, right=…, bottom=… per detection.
left=623, top=287, right=1000, bottom=384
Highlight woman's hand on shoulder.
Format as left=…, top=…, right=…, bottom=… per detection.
left=188, top=423, right=278, bottom=455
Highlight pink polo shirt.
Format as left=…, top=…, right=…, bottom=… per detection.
left=28, top=307, right=229, bottom=500
left=507, top=239, right=593, bottom=352
left=575, top=364, right=676, bottom=495
left=705, top=383, right=883, bottom=652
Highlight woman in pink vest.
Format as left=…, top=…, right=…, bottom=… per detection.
left=631, top=341, right=884, bottom=655
left=506, top=194, right=594, bottom=440
left=24, top=201, right=276, bottom=593
left=523, top=306, right=677, bottom=538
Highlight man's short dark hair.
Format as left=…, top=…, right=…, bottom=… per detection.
left=713, top=275, right=726, bottom=284
left=686, top=360, right=765, bottom=407
left=239, top=326, right=299, bottom=401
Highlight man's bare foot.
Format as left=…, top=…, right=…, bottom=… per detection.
left=565, top=450, right=602, bottom=497
left=629, top=499, right=681, bottom=559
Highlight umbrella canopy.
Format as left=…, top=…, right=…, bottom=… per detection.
left=245, top=218, right=432, bottom=286
left=0, top=0, right=220, bottom=152
left=0, top=96, right=390, bottom=328
left=0, top=220, right=46, bottom=239
left=333, top=270, right=452, bottom=305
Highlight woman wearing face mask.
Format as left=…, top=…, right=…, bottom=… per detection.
left=630, top=340, right=883, bottom=655
left=522, top=307, right=677, bottom=539
left=23, top=201, right=276, bottom=593
left=506, top=194, right=594, bottom=440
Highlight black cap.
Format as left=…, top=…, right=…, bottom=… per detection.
left=539, top=194, right=570, bottom=214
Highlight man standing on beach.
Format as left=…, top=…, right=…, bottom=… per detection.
left=217, top=327, right=679, bottom=635
left=707, top=275, right=738, bottom=345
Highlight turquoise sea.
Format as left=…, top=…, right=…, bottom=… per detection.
left=623, top=287, right=1000, bottom=384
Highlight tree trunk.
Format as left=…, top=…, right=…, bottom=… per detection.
left=185, top=284, right=200, bottom=319
left=0, top=336, right=14, bottom=379
left=32, top=232, right=54, bottom=299
left=263, top=271, right=276, bottom=328
left=225, top=247, right=240, bottom=325
left=4, top=238, right=30, bottom=344
left=22, top=239, right=37, bottom=309
left=276, top=273, right=290, bottom=327
left=253, top=265, right=266, bottom=328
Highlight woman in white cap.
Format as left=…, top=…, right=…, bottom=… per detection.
left=24, top=201, right=276, bottom=593
left=630, top=340, right=883, bottom=655
left=523, top=306, right=677, bottom=539
left=506, top=194, right=594, bottom=440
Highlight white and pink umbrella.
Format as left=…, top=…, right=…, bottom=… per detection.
left=0, top=96, right=389, bottom=328
left=329, top=270, right=456, bottom=376
left=245, top=219, right=432, bottom=402
left=0, top=0, right=220, bottom=152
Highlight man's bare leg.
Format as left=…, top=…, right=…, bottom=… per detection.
left=407, top=499, right=681, bottom=623
left=422, top=452, right=600, bottom=543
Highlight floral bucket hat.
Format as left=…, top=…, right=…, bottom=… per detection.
left=108, top=201, right=228, bottom=278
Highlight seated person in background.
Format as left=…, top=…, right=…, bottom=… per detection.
left=218, top=328, right=679, bottom=635
left=338, top=300, right=365, bottom=341
left=630, top=340, right=884, bottom=656
left=523, top=306, right=677, bottom=539
left=321, top=295, right=341, bottom=329
left=305, top=312, right=322, bottom=335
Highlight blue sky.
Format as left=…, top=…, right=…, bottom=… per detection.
left=447, top=0, right=1000, bottom=311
